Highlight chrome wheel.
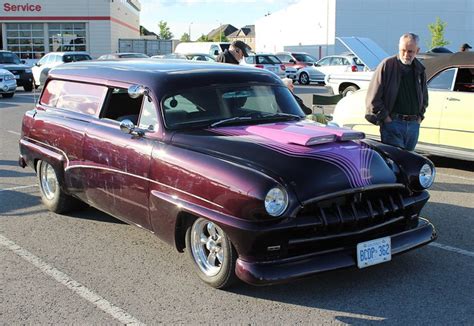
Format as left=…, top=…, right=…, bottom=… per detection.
left=299, top=72, right=309, bottom=85
left=190, top=218, right=225, bottom=277
left=39, top=161, right=58, bottom=200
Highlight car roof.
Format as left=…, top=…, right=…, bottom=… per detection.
left=423, top=52, right=474, bottom=81
left=48, top=60, right=283, bottom=96
left=46, top=51, right=91, bottom=56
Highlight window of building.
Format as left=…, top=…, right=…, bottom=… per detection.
left=48, top=23, right=87, bottom=52
left=5, top=23, right=45, bottom=60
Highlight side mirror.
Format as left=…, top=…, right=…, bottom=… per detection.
left=119, top=119, right=146, bottom=136
left=35, top=62, right=42, bottom=67
left=289, top=59, right=296, bottom=64
left=128, top=84, right=148, bottom=99
left=214, top=50, right=219, bottom=56
left=120, top=119, right=135, bottom=134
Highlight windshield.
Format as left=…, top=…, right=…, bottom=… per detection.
left=0, top=52, right=21, bottom=64
left=161, top=84, right=305, bottom=129
left=293, top=53, right=316, bottom=62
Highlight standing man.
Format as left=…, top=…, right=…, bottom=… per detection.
left=459, top=43, right=472, bottom=52
left=216, top=40, right=252, bottom=65
left=365, top=32, right=428, bottom=151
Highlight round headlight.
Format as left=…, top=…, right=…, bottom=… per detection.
left=264, top=187, right=288, bottom=217
left=419, top=163, right=435, bottom=188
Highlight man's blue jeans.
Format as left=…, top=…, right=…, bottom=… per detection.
left=380, top=119, right=420, bottom=151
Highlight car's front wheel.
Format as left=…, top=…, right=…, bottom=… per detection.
left=299, top=72, right=310, bottom=85
left=37, top=160, right=84, bottom=214
left=342, top=85, right=359, bottom=97
left=186, top=218, right=237, bottom=289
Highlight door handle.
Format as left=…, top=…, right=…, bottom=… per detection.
left=446, top=97, right=460, bottom=101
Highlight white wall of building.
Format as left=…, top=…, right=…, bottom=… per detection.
left=1, top=0, right=140, bottom=59
left=256, top=0, right=473, bottom=59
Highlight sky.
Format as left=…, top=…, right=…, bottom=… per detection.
left=139, top=0, right=296, bottom=40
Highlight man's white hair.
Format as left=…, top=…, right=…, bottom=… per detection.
left=400, top=32, right=420, bottom=45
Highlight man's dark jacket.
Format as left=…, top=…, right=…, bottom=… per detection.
left=216, top=49, right=239, bottom=64
left=365, top=55, right=428, bottom=125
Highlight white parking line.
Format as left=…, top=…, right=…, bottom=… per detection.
left=0, top=234, right=144, bottom=325
left=7, top=130, right=20, bottom=136
left=0, top=185, right=37, bottom=192
left=429, top=242, right=474, bottom=258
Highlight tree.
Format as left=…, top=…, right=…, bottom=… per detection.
left=180, top=33, right=191, bottom=42
left=158, top=20, right=173, bottom=40
left=427, top=17, right=450, bottom=49
left=197, top=34, right=210, bottom=42
left=212, top=32, right=228, bottom=42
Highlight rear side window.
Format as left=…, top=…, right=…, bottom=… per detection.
left=40, top=80, right=107, bottom=116
left=428, top=68, right=456, bottom=90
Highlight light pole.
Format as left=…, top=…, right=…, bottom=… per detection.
left=216, top=20, right=222, bottom=42
left=188, top=22, right=193, bottom=41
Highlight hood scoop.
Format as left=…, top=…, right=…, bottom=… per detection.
left=246, top=122, right=364, bottom=147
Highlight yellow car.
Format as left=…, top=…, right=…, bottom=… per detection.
left=332, top=52, right=474, bottom=161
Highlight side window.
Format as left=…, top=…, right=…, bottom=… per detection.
left=244, top=56, right=256, bottom=64
left=453, top=68, right=474, bottom=92
left=210, top=45, right=220, bottom=56
left=317, top=58, right=330, bottom=66
left=37, top=54, right=49, bottom=65
left=101, top=88, right=144, bottom=124
left=40, top=80, right=107, bottom=116
left=138, top=97, right=159, bottom=131
left=428, top=68, right=456, bottom=90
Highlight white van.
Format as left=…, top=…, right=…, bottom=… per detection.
left=174, top=42, right=230, bottom=57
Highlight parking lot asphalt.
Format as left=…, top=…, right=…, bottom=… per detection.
left=1, top=91, right=473, bottom=325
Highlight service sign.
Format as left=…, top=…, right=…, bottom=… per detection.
left=3, top=2, right=42, bottom=12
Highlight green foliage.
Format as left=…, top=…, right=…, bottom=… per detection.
left=158, top=20, right=173, bottom=40
left=180, top=33, right=191, bottom=42
left=427, top=17, right=450, bottom=49
left=212, top=32, right=229, bottom=42
left=197, top=34, right=210, bottom=42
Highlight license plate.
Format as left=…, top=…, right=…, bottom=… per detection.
left=14, top=75, right=20, bottom=79
left=357, top=236, right=391, bottom=268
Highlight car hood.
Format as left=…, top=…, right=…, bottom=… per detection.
left=337, top=37, right=389, bottom=71
left=170, top=121, right=396, bottom=201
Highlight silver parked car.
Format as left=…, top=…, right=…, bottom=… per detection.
left=296, top=54, right=365, bottom=85
left=242, top=53, right=287, bottom=78
left=0, top=68, right=17, bottom=98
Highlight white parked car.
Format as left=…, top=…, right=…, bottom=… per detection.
left=296, top=53, right=365, bottom=85
left=0, top=68, right=17, bottom=98
left=324, top=37, right=390, bottom=96
left=32, top=51, right=92, bottom=87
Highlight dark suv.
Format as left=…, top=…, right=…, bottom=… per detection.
left=0, top=50, right=34, bottom=92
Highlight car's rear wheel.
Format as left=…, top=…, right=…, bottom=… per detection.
left=23, top=83, right=33, bottom=92
left=342, top=85, right=359, bottom=97
left=299, top=72, right=310, bottom=85
left=186, top=218, right=237, bottom=289
left=2, top=93, right=14, bottom=98
left=37, top=160, right=84, bottom=214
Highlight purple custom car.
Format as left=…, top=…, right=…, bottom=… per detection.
left=19, top=60, right=437, bottom=288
